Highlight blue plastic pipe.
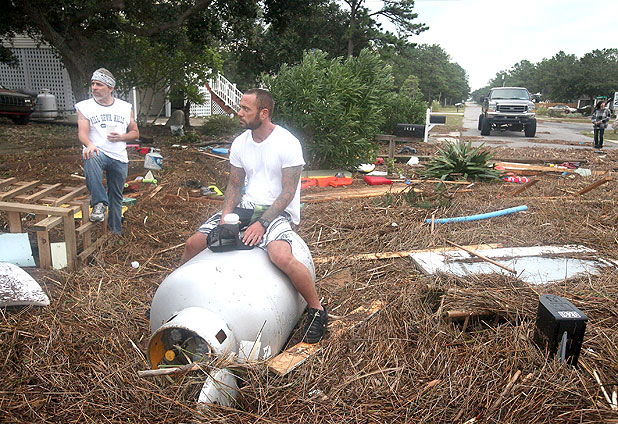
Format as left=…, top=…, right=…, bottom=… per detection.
left=425, top=205, right=528, bottom=224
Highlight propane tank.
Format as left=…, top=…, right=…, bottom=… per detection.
left=33, top=89, right=58, bottom=120
left=147, top=234, right=314, bottom=371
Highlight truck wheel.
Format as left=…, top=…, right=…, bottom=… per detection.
left=478, top=114, right=483, bottom=130
left=524, top=120, right=536, bottom=137
left=11, top=115, right=30, bottom=125
left=480, top=118, right=491, bottom=136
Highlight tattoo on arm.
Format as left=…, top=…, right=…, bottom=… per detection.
left=222, top=165, right=246, bottom=214
left=262, top=165, right=302, bottom=222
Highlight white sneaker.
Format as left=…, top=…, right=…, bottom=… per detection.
left=90, top=203, right=106, bottom=222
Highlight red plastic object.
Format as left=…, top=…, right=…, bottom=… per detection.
left=503, top=176, right=530, bottom=184
left=301, top=178, right=317, bottom=189
left=316, top=176, right=337, bottom=187
left=329, top=177, right=353, bottom=187
left=136, top=147, right=150, bottom=155
left=364, top=175, right=392, bottom=185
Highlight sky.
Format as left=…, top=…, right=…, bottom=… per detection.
left=374, top=0, right=618, bottom=91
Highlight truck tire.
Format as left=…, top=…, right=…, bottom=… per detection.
left=11, top=115, right=30, bottom=125
left=480, top=118, right=491, bottom=136
left=524, top=120, right=536, bottom=137
left=478, top=114, right=483, bottom=130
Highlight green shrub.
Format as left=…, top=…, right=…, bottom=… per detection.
left=536, top=105, right=548, bottom=116
left=430, top=100, right=441, bottom=110
left=547, top=108, right=566, bottom=118
left=264, top=49, right=393, bottom=168
left=380, top=91, right=426, bottom=134
left=181, top=131, right=201, bottom=144
left=419, top=140, right=503, bottom=181
left=199, top=114, right=242, bottom=137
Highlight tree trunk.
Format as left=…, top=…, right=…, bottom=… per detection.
left=183, top=100, right=192, bottom=128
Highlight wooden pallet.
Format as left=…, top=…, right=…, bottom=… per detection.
left=0, top=178, right=106, bottom=270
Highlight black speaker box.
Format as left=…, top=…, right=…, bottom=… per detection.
left=533, top=294, right=587, bottom=366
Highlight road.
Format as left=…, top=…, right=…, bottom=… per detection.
left=460, top=102, right=614, bottom=150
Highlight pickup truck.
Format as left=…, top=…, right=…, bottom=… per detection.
left=0, top=85, right=36, bottom=124
left=479, top=87, right=536, bottom=137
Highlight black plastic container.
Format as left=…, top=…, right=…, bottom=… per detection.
left=533, top=294, right=587, bottom=366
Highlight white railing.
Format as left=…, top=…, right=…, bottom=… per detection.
left=208, top=74, right=242, bottom=113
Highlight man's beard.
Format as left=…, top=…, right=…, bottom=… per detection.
left=242, top=116, right=262, bottom=130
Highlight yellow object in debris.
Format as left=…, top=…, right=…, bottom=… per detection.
left=165, top=350, right=176, bottom=361
left=208, top=185, right=223, bottom=196
left=62, top=204, right=128, bottom=220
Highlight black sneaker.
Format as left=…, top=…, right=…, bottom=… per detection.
left=302, top=307, right=328, bottom=344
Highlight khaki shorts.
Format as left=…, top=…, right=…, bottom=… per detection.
left=197, top=200, right=297, bottom=250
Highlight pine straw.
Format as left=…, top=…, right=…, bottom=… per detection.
left=2, top=124, right=618, bottom=422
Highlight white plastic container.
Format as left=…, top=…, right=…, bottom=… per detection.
left=33, top=89, right=58, bottom=120
left=144, top=150, right=163, bottom=170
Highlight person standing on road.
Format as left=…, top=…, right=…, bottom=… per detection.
left=591, top=100, right=611, bottom=149
left=181, top=88, right=328, bottom=344
left=75, top=68, right=139, bottom=234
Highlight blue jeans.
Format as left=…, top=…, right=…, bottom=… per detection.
left=593, top=128, right=605, bottom=147
left=84, top=152, right=128, bottom=234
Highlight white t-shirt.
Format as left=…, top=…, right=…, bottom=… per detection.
left=75, top=98, right=133, bottom=163
left=230, top=126, right=305, bottom=224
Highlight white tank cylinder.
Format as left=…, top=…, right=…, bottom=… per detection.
left=148, top=237, right=314, bottom=369
left=33, top=89, right=58, bottom=119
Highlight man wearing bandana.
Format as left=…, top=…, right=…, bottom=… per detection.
left=75, top=68, right=139, bottom=234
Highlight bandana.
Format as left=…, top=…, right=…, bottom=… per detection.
left=92, top=70, right=115, bottom=88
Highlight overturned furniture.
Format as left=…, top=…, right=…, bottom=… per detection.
left=147, top=237, right=314, bottom=407
left=0, top=177, right=106, bottom=270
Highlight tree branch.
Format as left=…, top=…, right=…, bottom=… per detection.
left=119, top=0, right=214, bottom=37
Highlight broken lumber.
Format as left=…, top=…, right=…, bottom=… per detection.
left=510, top=179, right=539, bottom=197
left=267, top=300, right=385, bottom=376
left=301, top=184, right=418, bottom=203
left=313, top=243, right=502, bottom=264
left=572, top=176, right=613, bottom=197
left=445, top=240, right=517, bottom=274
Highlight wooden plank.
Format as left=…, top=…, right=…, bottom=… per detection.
left=267, top=300, right=385, bottom=376
left=495, top=161, right=571, bottom=173
left=76, top=221, right=96, bottom=236
left=572, top=176, right=613, bottom=197
left=32, top=216, right=63, bottom=231
left=374, top=135, right=419, bottom=143
left=7, top=211, right=22, bottom=233
left=445, top=240, right=517, bottom=274
left=77, top=234, right=107, bottom=263
left=0, top=201, right=73, bottom=216
left=0, top=180, right=40, bottom=201
left=388, top=138, right=395, bottom=161
left=301, top=184, right=416, bottom=203
left=0, top=177, right=17, bottom=188
left=36, top=230, right=52, bottom=269
left=52, top=185, right=88, bottom=206
left=510, top=179, right=539, bottom=197
left=20, top=183, right=63, bottom=202
left=313, top=243, right=502, bottom=264
left=63, top=212, right=78, bottom=271
left=199, top=151, right=230, bottom=161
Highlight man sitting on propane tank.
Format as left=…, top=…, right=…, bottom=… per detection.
left=181, top=88, right=328, bottom=344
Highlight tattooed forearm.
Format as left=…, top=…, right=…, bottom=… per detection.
left=222, top=165, right=246, bottom=214
left=261, top=165, right=302, bottom=221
